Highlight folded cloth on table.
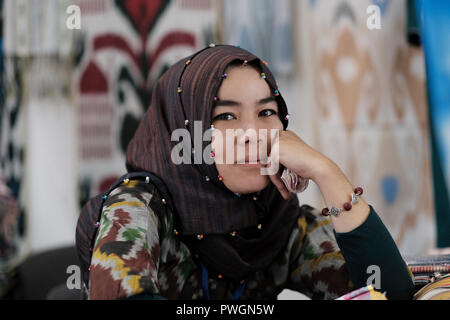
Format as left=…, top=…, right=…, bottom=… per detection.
left=336, top=286, right=387, bottom=300
left=413, top=273, right=450, bottom=300
left=405, top=254, right=450, bottom=287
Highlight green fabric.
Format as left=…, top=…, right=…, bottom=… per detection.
left=407, top=0, right=421, bottom=46
left=334, top=205, right=415, bottom=300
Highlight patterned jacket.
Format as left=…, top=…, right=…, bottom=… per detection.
left=87, top=179, right=414, bottom=300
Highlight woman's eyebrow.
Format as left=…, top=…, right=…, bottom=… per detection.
left=215, top=96, right=276, bottom=107
left=215, top=99, right=242, bottom=107
left=257, top=96, right=277, bottom=105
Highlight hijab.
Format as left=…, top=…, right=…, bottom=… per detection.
left=125, top=44, right=302, bottom=282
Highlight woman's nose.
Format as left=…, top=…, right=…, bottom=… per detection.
left=237, top=115, right=260, bottom=145
left=237, top=128, right=259, bottom=146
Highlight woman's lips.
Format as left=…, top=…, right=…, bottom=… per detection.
left=235, top=160, right=263, bottom=168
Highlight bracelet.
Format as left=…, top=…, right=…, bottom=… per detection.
left=321, top=187, right=364, bottom=217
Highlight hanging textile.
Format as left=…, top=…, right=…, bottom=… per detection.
left=2, top=0, right=73, bottom=57
left=1, top=0, right=76, bottom=253
left=74, top=0, right=217, bottom=206
left=307, top=0, right=435, bottom=255
left=0, top=0, right=3, bottom=139
left=222, top=0, right=294, bottom=78
left=0, top=174, right=20, bottom=298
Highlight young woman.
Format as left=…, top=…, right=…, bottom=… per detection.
left=82, top=45, right=414, bottom=300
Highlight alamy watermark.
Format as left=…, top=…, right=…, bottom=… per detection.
left=66, top=265, right=81, bottom=290
left=366, top=265, right=381, bottom=290
left=64, top=4, right=383, bottom=32
left=367, top=4, right=382, bottom=30
left=66, top=5, right=81, bottom=30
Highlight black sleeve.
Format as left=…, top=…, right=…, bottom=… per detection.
left=333, top=205, right=415, bottom=300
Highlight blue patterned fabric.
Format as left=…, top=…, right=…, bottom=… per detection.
left=416, top=0, right=450, bottom=247
left=0, top=0, right=3, bottom=135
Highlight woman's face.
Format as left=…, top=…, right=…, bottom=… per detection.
left=211, top=64, right=283, bottom=194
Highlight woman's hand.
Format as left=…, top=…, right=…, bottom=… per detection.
left=265, top=130, right=333, bottom=200
left=265, top=130, right=370, bottom=233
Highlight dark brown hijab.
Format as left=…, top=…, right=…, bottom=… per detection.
left=126, top=45, right=302, bottom=281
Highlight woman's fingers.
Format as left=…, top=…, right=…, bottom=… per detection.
left=265, top=138, right=290, bottom=200
left=268, top=170, right=290, bottom=200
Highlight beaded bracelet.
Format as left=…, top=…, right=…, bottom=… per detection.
left=321, top=187, right=364, bottom=217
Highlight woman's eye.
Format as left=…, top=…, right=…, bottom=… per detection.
left=260, top=109, right=277, bottom=117
left=213, top=113, right=236, bottom=121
